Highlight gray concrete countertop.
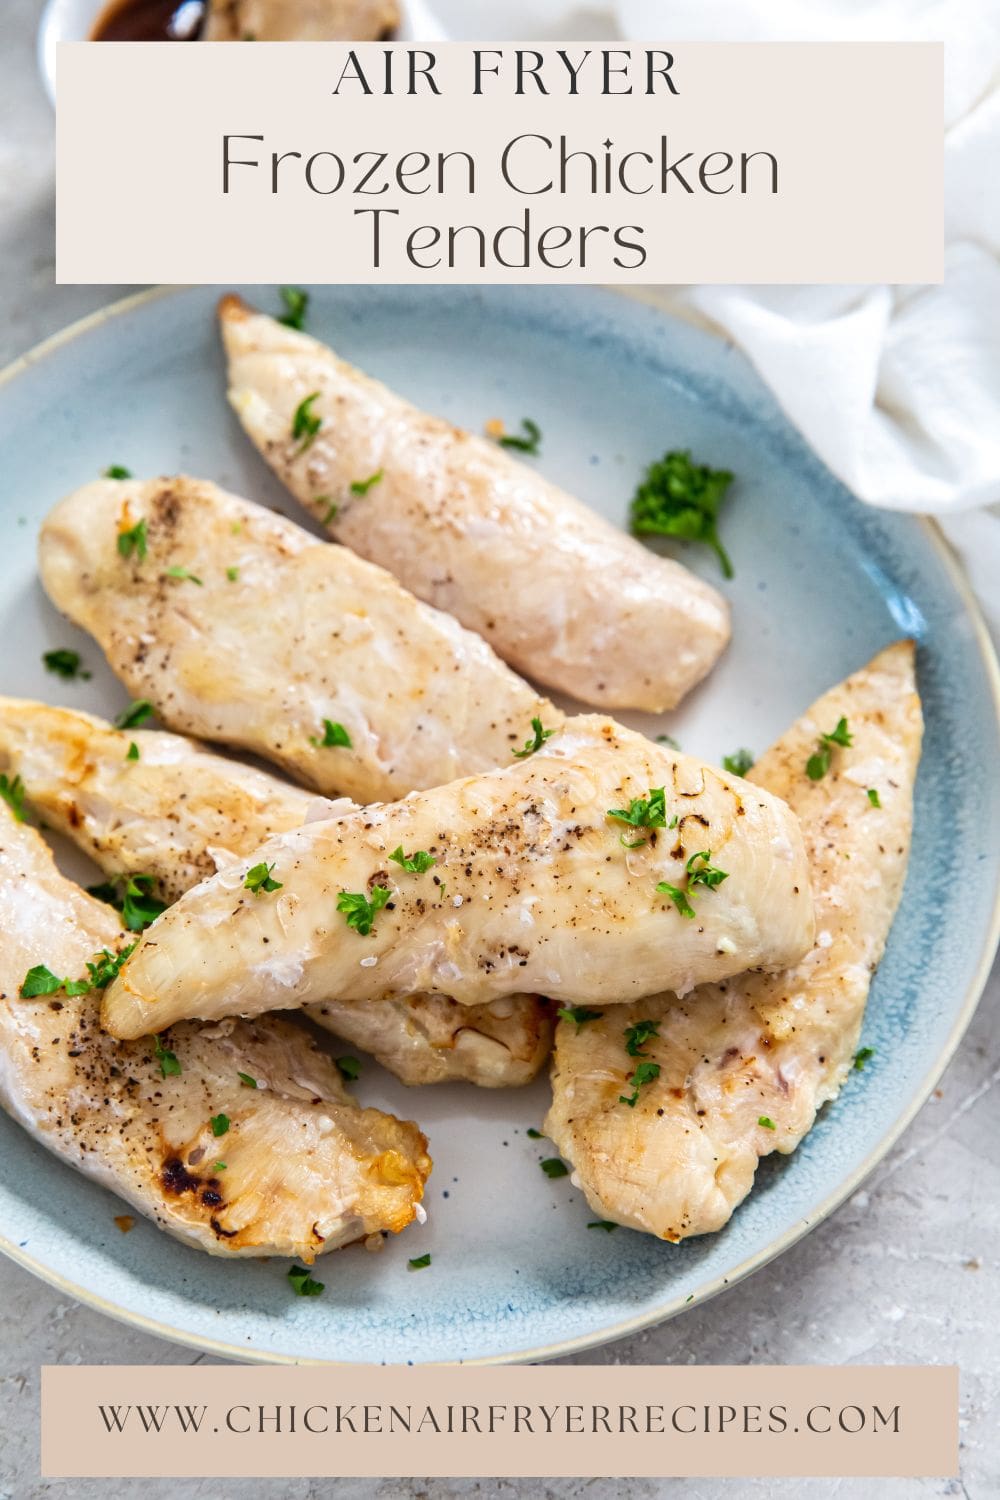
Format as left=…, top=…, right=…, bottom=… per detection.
left=0, top=4, right=997, bottom=1496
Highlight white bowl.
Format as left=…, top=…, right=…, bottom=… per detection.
left=38, top=0, right=447, bottom=106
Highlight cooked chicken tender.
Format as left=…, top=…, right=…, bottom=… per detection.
left=38, top=476, right=556, bottom=805
left=203, top=0, right=399, bottom=40
left=0, top=698, right=551, bottom=1087
left=101, top=715, right=814, bottom=1039
left=0, top=804, right=430, bottom=1258
left=218, top=295, right=731, bottom=712
left=544, top=642, right=922, bottom=1241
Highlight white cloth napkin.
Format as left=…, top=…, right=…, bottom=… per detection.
left=423, top=0, right=1000, bottom=638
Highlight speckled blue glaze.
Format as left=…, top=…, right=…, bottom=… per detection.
left=0, top=285, right=997, bottom=1365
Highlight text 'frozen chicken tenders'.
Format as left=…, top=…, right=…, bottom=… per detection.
left=544, top=642, right=922, bottom=1242
left=100, top=715, right=814, bottom=1039
left=37, top=475, right=557, bottom=805
left=218, top=295, right=731, bottom=712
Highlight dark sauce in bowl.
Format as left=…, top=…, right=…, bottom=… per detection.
left=92, top=0, right=206, bottom=41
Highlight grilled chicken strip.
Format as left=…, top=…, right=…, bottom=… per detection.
left=544, top=642, right=922, bottom=1241
left=38, top=476, right=556, bottom=805
left=203, top=0, right=399, bottom=40
left=218, top=295, right=731, bottom=712
left=0, top=698, right=551, bottom=1087
left=101, top=715, right=814, bottom=1040
left=0, top=804, right=430, bottom=1258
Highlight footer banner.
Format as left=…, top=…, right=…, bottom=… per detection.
left=41, top=1363, right=958, bottom=1478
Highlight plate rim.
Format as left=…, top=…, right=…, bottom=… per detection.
left=1, top=284, right=998, bottom=1367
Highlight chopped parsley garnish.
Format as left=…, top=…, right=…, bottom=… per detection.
left=214, top=1161, right=227, bottom=1172
left=153, top=1034, right=182, bottom=1078
left=350, top=469, right=384, bottom=496
left=226, top=566, right=239, bottom=582
left=656, top=880, right=696, bottom=919
left=238, top=1071, right=258, bottom=1089
left=87, top=880, right=120, bottom=906
left=43, top=648, right=90, bottom=681
left=315, top=496, right=338, bottom=525
left=278, top=285, right=309, bottom=330
left=22, top=944, right=139, bottom=999
left=557, top=1005, right=603, bottom=1029
left=292, top=392, right=322, bottom=453
left=512, top=717, right=556, bottom=759
left=244, top=862, right=282, bottom=895
left=165, top=565, right=203, bottom=586
left=498, top=418, right=542, bottom=456
left=114, top=699, right=154, bottom=731
left=619, top=1059, right=661, bottom=1108
left=867, top=788, right=881, bottom=808
left=408, top=1253, right=432, bottom=1270
left=587, top=1220, right=617, bottom=1232
left=389, top=846, right=436, bottom=874
left=629, top=450, right=735, bottom=578
left=288, top=1265, right=324, bottom=1297
left=723, top=748, right=754, bottom=777
left=120, top=874, right=166, bottom=932
left=104, top=465, right=132, bottom=480
left=656, top=733, right=681, bottom=749
left=807, top=717, right=853, bottom=779
left=526, top=1127, right=544, bottom=1139
left=126, top=741, right=140, bottom=761
left=210, top=1113, right=230, bottom=1137
left=336, top=1056, right=361, bottom=1081
left=117, top=518, right=148, bottom=562
left=824, top=717, right=854, bottom=749
left=607, top=787, right=667, bottom=845
left=20, top=965, right=66, bottom=998
left=758, top=1115, right=776, bottom=1130
left=0, top=773, right=28, bottom=822
left=624, top=1018, right=659, bottom=1057
left=86, top=943, right=137, bottom=989
left=337, top=885, right=391, bottom=936
left=686, top=850, right=729, bottom=891
left=854, top=1046, right=875, bottom=1071
left=540, top=1158, right=569, bottom=1179
left=310, top=719, right=352, bottom=749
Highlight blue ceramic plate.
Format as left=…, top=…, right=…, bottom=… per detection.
left=0, top=285, right=997, bottom=1364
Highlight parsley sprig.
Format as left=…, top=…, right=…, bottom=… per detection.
left=43, top=648, right=90, bottom=681
left=88, top=873, right=166, bottom=932
left=806, top=717, right=853, bottom=781
left=114, top=700, right=154, bottom=731
left=498, top=418, right=542, bottom=456
left=165, top=565, right=203, bottom=586
left=512, top=717, right=556, bottom=759
left=20, top=942, right=137, bottom=1000
left=557, top=1005, right=603, bottom=1029
left=337, top=886, right=391, bottom=937
left=153, top=1033, right=182, bottom=1078
left=0, top=773, right=28, bottom=822
left=620, top=1059, right=661, bottom=1108
left=244, top=862, right=282, bottom=895
left=278, top=286, right=309, bottom=330
left=722, top=748, right=754, bottom=777
left=292, top=392, right=322, bottom=454
left=310, top=719, right=352, bottom=749
left=389, top=847, right=436, bottom=874
left=288, top=1264, right=324, bottom=1297
left=350, top=470, right=384, bottom=496
left=629, top=450, right=735, bottom=578
left=607, top=786, right=670, bottom=846
left=686, top=850, right=729, bottom=891
left=117, top=518, right=148, bottom=562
